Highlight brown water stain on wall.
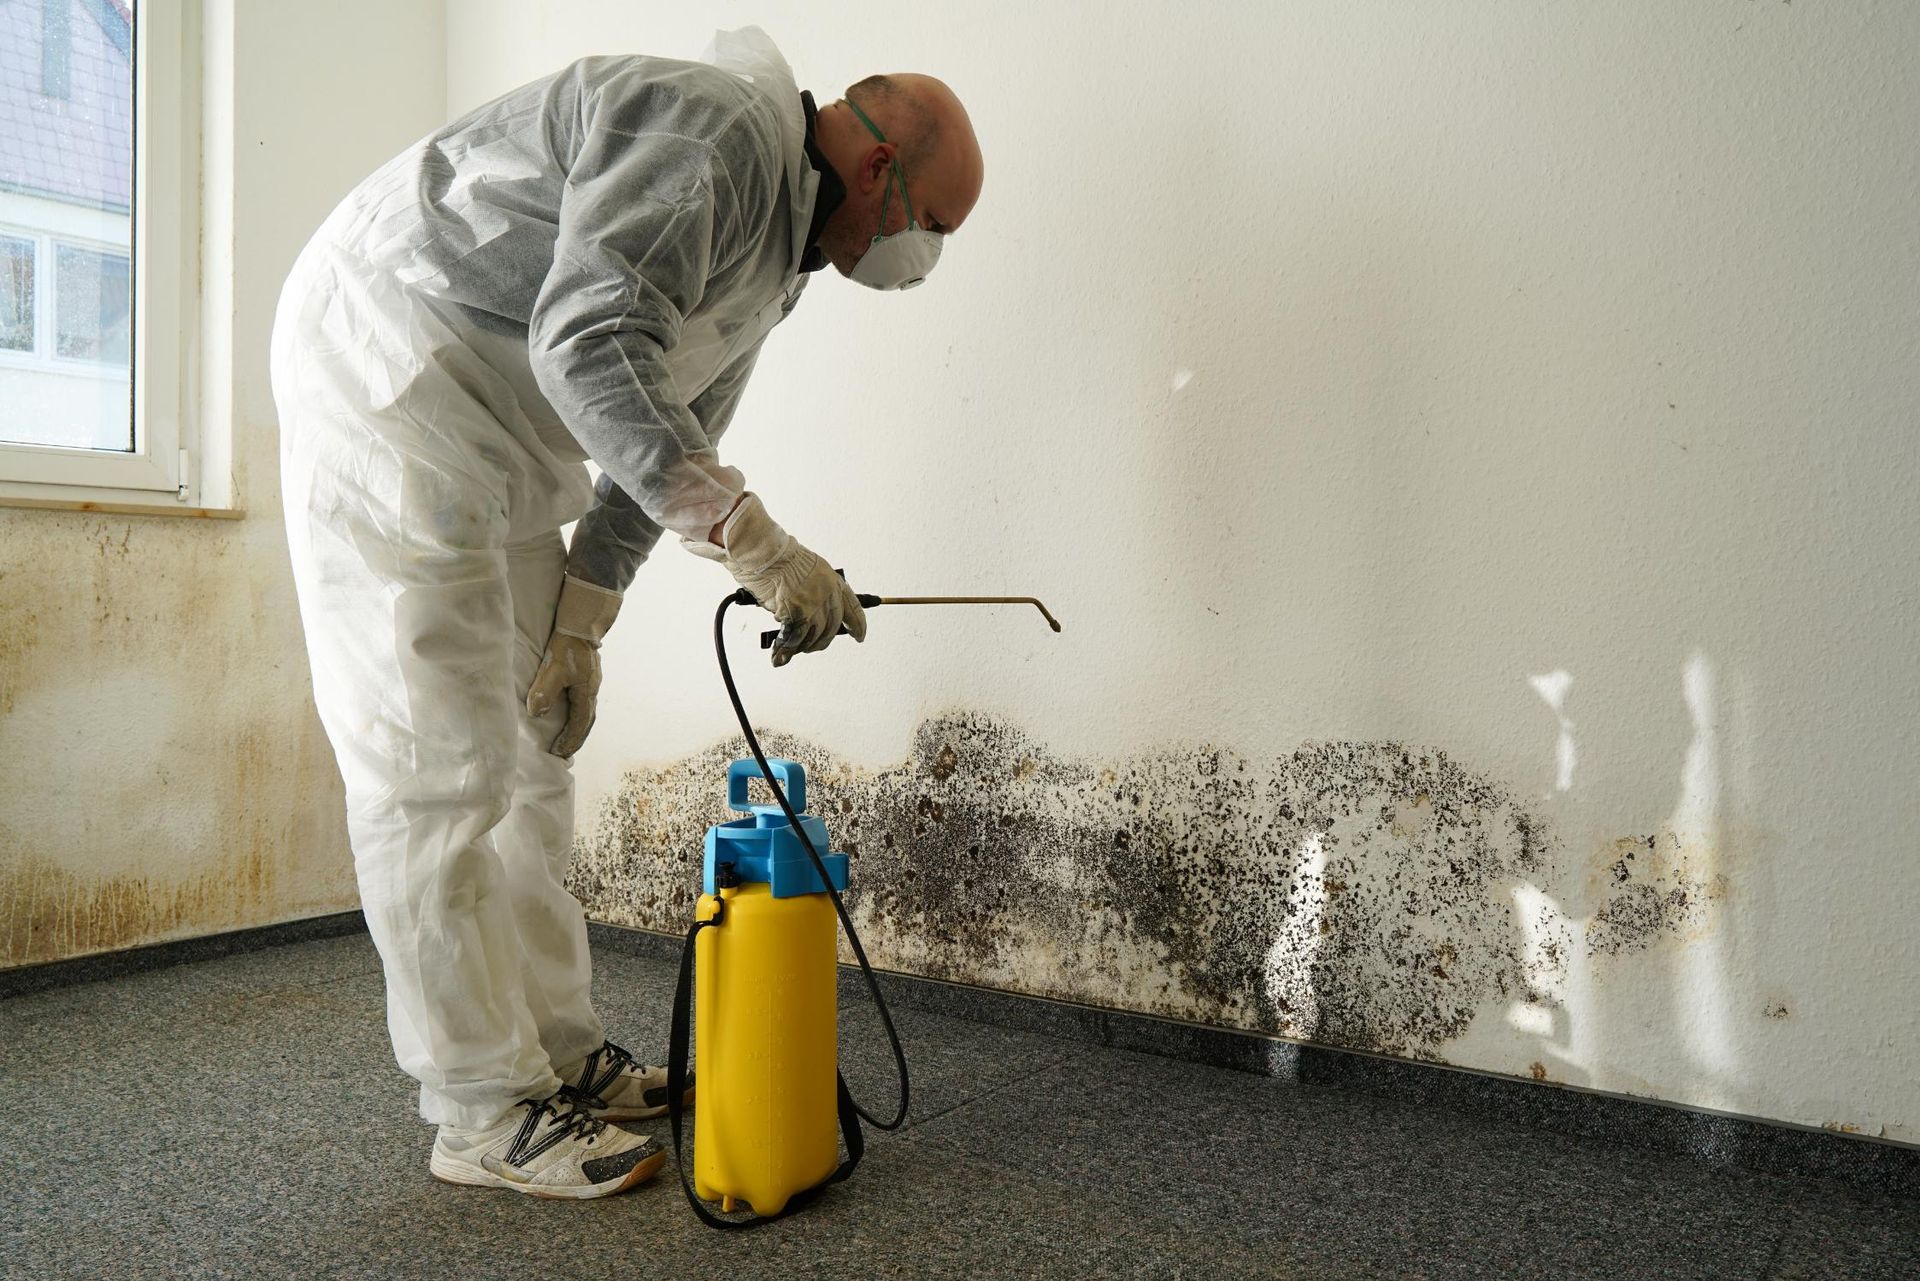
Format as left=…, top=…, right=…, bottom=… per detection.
left=1, top=507, right=354, bottom=969
left=0, top=847, right=277, bottom=966
left=0, top=711, right=346, bottom=967
left=1584, top=833, right=1730, bottom=955
left=0, top=566, right=37, bottom=716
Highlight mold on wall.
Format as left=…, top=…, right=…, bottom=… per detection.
left=572, top=712, right=1724, bottom=1062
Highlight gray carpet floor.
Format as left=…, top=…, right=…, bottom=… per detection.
left=2, top=933, right=1916, bottom=1280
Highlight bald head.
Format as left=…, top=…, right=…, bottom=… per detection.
left=812, top=72, right=983, bottom=280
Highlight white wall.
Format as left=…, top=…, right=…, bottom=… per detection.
left=0, top=1, right=446, bottom=964
left=9, top=0, right=1910, bottom=1152
left=449, top=2, right=1920, bottom=1143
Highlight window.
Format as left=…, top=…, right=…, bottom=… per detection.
left=0, top=0, right=197, bottom=508
left=0, top=234, right=33, bottom=353
left=0, top=228, right=137, bottom=452
left=56, top=242, right=132, bottom=366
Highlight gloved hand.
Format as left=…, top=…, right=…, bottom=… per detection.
left=684, top=493, right=866, bottom=667
left=526, top=575, right=623, bottom=758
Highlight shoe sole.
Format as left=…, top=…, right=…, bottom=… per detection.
left=590, top=1084, right=696, bottom=1123
left=429, top=1148, right=666, bottom=1199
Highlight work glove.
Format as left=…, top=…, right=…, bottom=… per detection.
left=684, top=493, right=866, bottom=667
left=526, top=575, right=623, bottom=758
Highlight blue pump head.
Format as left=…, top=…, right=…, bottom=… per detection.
left=702, top=758, right=850, bottom=898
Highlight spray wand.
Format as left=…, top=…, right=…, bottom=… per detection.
left=759, top=593, right=1063, bottom=656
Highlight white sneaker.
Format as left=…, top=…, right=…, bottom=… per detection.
left=429, top=1093, right=664, bottom=1199
left=562, top=1040, right=694, bottom=1122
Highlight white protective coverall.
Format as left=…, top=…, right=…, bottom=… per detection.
left=271, top=29, right=818, bottom=1129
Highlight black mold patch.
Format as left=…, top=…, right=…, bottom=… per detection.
left=574, top=713, right=1638, bottom=1058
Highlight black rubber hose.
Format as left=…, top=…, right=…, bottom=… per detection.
left=713, top=590, right=911, bottom=1131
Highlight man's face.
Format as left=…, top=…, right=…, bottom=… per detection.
left=818, top=115, right=976, bottom=279
left=819, top=150, right=941, bottom=278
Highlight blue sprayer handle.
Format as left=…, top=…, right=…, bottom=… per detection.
left=727, top=757, right=806, bottom=814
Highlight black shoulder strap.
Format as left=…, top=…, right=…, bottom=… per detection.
left=666, top=910, right=864, bottom=1230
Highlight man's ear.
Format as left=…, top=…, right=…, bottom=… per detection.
left=862, top=144, right=895, bottom=192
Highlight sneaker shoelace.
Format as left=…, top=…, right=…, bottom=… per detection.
left=503, top=1094, right=608, bottom=1168
left=568, top=1040, right=643, bottom=1110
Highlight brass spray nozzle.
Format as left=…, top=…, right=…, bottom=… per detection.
left=757, top=590, right=1063, bottom=652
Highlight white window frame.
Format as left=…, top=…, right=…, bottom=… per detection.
left=0, top=1, right=199, bottom=510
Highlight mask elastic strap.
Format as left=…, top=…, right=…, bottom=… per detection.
left=878, top=168, right=897, bottom=239
left=845, top=97, right=919, bottom=231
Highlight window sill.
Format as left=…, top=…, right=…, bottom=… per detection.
left=0, top=490, right=244, bottom=520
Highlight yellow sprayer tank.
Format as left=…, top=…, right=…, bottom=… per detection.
left=692, top=758, right=849, bottom=1217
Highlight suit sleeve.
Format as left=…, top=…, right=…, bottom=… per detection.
left=529, top=70, right=771, bottom=553
left=564, top=341, right=765, bottom=590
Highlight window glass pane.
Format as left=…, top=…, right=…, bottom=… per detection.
left=0, top=0, right=134, bottom=452
left=0, top=235, right=32, bottom=352
left=55, top=244, right=130, bottom=364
